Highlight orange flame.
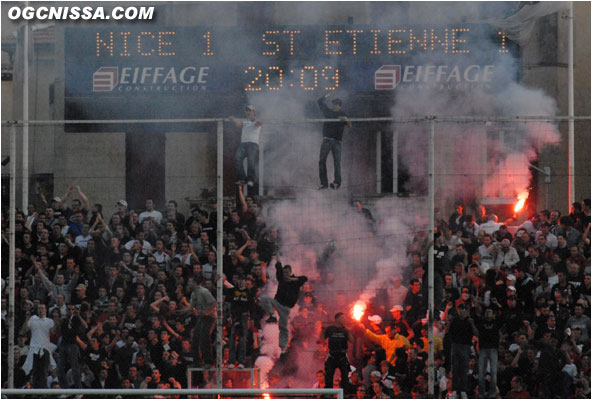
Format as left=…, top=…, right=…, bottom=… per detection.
left=262, top=393, right=271, bottom=399
left=514, top=199, right=526, bottom=213
left=514, top=192, right=528, bottom=213
left=352, top=301, right=366, bottom=321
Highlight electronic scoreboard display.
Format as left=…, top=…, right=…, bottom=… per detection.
left=64, top=24, right=516, bottom=119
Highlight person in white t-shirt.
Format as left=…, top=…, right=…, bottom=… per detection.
left=74, top=224, right=92, bottom=248
left=138, top=199, right=163, bottom=224
left=229, top=105, right=262, bottom=187
left=23, top=304, right=56, bottom=388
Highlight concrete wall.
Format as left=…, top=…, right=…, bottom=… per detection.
left=29, top=51, right=56, bottom=176
left=525, top=3, right=591, bottom=214
left=1, top=81, right=12, bottom=119
left=1, top=40, right=56, bottom=208
left=573, top=2, right=591, bottom=203
left=164, top=131, right=217, bottom=217
left=53, top=131, right=126, bottom=218
left=1, top=81, right=13, bottom=167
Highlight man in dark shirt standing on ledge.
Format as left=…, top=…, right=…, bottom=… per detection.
left=259, top=257, right=307, bottom=355
left=477, top=306, right=501, bottom=399
left=317, top=93, right=352, bottom=190
left=57, top=304, right=88, bottom=388
left=323, top=312, right=354, bottom=390
left=449, top=303, right=478, bottom=399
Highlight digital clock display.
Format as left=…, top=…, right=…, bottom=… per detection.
left=243, top=65, right=340, bottom=92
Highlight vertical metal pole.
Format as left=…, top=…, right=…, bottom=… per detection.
left=499, top=130, right=505, bottom=198
left=546, top=182, right=550, bottom=211
left=545, top=166, right=551, bottom=211
left=376, top=131, right=382, bottom=194
left=258, top=137, right=264, bottom=197
left=216, top=121, right=224, bottom=388
left=22, top=21, right=30, bottom=211
left=427, top=118, right=435, bottom=396
left=392, top=130, right=399, bottom=194
left=8, top=123, right=17, bottom=388
left=568, top=1, right=575, bottom=209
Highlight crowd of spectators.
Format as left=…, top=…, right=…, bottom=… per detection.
left=1, top=184, right=590, bottom=399
left=342, top=201, right=590, bottom=399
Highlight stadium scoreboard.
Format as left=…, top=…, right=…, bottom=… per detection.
left=65, top=24, right=515, bottom=97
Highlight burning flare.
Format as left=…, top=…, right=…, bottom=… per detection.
left=514, top=192, right=528, bottom=213
left=352, top=301, right=366, bottom=321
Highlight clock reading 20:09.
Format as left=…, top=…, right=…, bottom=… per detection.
left=244, top=65, right=340, bottom=91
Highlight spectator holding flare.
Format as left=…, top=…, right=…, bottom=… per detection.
left=359, top=321, right=411, bottom=368
left=317, top=93, right=351, bottom=190
left=4, top=185, right=592, bottom=398
left=229, top=105, right=262, bottom=187
left=323, top=312, right=354, bottom=390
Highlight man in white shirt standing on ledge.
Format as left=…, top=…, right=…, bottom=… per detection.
left=229, top=105, right=262, bottom=187
left=22, top=304, right=57, bottom=388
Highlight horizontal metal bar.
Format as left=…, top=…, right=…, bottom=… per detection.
left=1, top=388, right=344, bottom=396
left=421, top=115, right=590, bottom=122
left=0, top=115, right=590, bottom=126
left=0, top=117, right=413, bottom=125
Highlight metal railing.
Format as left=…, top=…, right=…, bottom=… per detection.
left=0, top=388, right=344, bottom=398
left=1, top=114, right=589, bottom=393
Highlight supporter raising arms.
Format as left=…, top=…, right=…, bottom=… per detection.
left=3, top=187, right=591, bottom=398
left=228, top=105, right=262, bottom=187
left=258, top=255, right=307, bottom=355
left=317, top=93, right=352, bottom=190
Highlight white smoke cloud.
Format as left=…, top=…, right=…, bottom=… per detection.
left=246, top=1, right=561, bottom=385
left=390, top=42, right=560, bottom=204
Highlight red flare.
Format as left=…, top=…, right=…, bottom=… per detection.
left=352, top=301, right=366, bottom=321
left=514, top=192, right=528, bottom=213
